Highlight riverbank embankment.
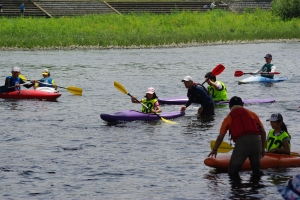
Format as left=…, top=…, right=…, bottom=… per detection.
left=1, top=10, right=300, bottom=50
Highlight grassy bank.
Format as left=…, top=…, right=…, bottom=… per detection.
left=0, top=9, right=300, bottom=49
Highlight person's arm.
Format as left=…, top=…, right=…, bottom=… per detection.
left=271, top=65, right=276, bottom=72
left=181, top=90, right=192, bottom=112
left=207, top=80, right=222, bottom=90
left=259, top=125, right=266, bottom=158
left=208, top=134, right=225, bottom=158
left=4, top=77, right=10, bottom=88
left=131, top=96, right=140, bottom=103
left=268, top=138, right=290, bottom=155
left=153, top=104, right=162, bottom=113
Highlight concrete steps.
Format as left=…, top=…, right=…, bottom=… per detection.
left=0, top=0, right=47, bottom=17
left=34, top=1, right=115, bottom=16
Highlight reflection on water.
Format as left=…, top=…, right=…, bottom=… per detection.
left=0, top=43, right=300, bottom=199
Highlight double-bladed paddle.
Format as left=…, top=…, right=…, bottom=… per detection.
left=201, top=64, right=225, bottom=85
left=210, top=140, right=300, bottom=156
left=234, top=70, right=280, bottom=77
left=34, top=81, right=82, bottom=96
left=114, top=81, right=177, bottom=124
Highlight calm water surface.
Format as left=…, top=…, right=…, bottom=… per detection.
left=1, top=43, right=300, bottom=199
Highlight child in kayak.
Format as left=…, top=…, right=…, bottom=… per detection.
left=266, top=113, right=291, bottom=155
left=251, top=54, right=276, bottom=79
left=131, top=87, right=162, bottom=113
left=34, top=69, right=57, bottom=90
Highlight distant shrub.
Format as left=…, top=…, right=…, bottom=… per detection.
left=272, top=0, right=300, bottom=20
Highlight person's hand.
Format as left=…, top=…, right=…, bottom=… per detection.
left=206, top=79, right=212, bottom=85
left=249, top=73, right=253, bottom=75
left=181, top=106, right=186, bottom=112
left=208, top=150, right=217, bottom=158
left=15, top=83, right=20, bottom=88
left=131, top=96, right=136, bottom=102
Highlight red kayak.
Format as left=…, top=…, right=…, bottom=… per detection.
left=0, top=89, right=61, bottom=100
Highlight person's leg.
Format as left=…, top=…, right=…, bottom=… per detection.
left=228, top=137, right=251, bottom=176
left=248, top=135, right=262, bottom=176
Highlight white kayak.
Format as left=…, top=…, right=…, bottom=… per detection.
left=35, top=87, right=59, bottom=93
left=239, top=76, right=289, bottom=84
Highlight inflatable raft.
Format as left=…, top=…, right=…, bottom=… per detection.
left=100, top=110, right=184, bottom=122
left=0, top=89, right=61, bottom=100
left=204, top=152, right=300, bottom=170
left=158, top=97, right=275, bottom=105
left=239, top=76, right=289, bottom=84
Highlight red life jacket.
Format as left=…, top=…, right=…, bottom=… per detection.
left=229, top=107, right=260, bottom=142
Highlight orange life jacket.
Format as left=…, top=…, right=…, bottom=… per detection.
left=229, top=107, right=260, bottom=142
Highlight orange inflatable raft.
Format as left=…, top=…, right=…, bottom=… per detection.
left=204, top=152, right=300, bottom=170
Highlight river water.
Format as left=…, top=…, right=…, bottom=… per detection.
left=0, top=42, right=300, bottom=199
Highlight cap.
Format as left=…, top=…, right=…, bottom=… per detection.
left=229, top=96, right=243, bottom=107
left=278, top=174, right=300, bottom=199
left=42, top=69, right=49, bottom=75
left=266, top=113, right=283, bottom=122
left=182, top=76, right=193, bottom=82
left=12, top=67, right=20, bottom=72
left=146, top=87, right=155, bottom=94
left=264, top=54, right=272, bottom=59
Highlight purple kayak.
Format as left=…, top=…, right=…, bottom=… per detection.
left=100, top=110, right=185, bottom=122
left=158, top=96, right=275, bottom=105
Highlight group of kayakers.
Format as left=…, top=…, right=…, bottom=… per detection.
left=2, top=67, right=57, bottom=92
left=132, top=53, right=291, bottom=178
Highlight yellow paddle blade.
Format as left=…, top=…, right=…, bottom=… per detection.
left=114, top=81, right=128, bottom=95
left=66, top=86, right=83, bottom=96
left=291, top=152, right=300, bottom=157
left=210, top=140, right=233, bottom=153
left=160, top=116, right=177, bottom=124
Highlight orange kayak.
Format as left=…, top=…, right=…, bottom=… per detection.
left=204, top=152, right=300, bottom=170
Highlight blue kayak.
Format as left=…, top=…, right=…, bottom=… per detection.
left=239, top=76, right=289, bottom=84
left=100, top=110, right=185, bottom=122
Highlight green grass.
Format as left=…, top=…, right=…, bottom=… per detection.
left=0, top=9, right=300, bottom=49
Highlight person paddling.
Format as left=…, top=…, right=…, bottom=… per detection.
left=204, top=72, right=228, bottom=101
left=4, top=67, right=35, bottom=92
left=34, top=69, right=57, bottom=90
left=131, top=87, right=162, bottom=113
left=208, top=96, right=266, bottom=177
left=266, top=113, right=291, bottom=155
left=251, top=54, right=276, bottom=79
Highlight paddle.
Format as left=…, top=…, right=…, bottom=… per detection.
left=210, top=140, right=300, bottom=156
left=201, top=64, right=225, bottom=85
left=234, top=70, right=280, bottom=77
left=34, top=81, right=82, bottom=96
left=114, top=81, right=177, bottom=124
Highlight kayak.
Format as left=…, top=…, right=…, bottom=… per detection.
left=0, top=89, right=61, bottom=100
left=100, top=110, right=184, bottom=122
left=158, top=97, right=275, bottom=105
left=239, top=76, right=289, bottom=84
left=204, top=152, right=300, bottom=170
left=35, top=87, right=58, bottom=93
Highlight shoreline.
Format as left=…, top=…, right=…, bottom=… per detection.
left=0, top=39, right=299, bottom=51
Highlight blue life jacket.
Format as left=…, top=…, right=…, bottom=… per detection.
left=38, top=77, right=54, bottom=88
left=6, top=76, right=22, bottom=91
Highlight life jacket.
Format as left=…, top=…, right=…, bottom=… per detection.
left=207, top=81, right=228, bottom=101
left=266, top=130, right=291, bottom=152
left=141, top=98, right=158, bottom=113
left=6, top=76, right=22, bottom=90
left=38, top=77, right=54, bottom=88
left=229, top=107, right=260, bottom=142
left=261, top=63, right=274, bottom=79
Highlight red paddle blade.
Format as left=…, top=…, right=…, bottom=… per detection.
left=211, top=64, right=225, bottom=76
left=234, top=70, right=244, bottom=77
left=268, top=72, right=280, bottom=75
